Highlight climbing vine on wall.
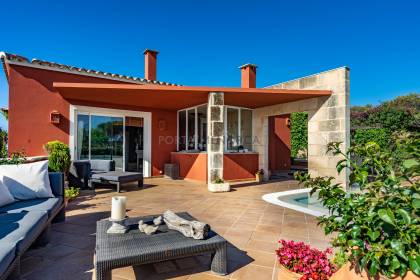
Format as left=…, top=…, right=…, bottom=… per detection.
left=290, top=112, right=308, bottom=158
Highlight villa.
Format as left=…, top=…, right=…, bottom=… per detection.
left=0, top=50, right=354, bottom=280
left=0, top=50, right=350, bottom=186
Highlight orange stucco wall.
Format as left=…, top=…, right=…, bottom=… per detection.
left=170, top=152, right=207, bottom=181
left=268, top=114, right=291, bottom=171
left=7, top=65, right=177, bottom=176
left=223, top=153, right=258, bottom=181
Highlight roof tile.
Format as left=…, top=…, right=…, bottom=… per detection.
left=0, top=52, right=179, bottom=86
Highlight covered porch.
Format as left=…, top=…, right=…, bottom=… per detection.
left=54, top=82, right=332, bottom=183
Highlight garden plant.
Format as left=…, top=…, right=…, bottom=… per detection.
left=44, top=140, right=71, bottom=173
left=295, top=133, right=419, bottom=278
left=276, top=239, right=336, bottom=280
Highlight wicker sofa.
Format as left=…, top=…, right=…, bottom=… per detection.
left=0, top=172, right=65, bottom=280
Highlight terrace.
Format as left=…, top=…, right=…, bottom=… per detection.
left=18, top=178, right=331, bottom=280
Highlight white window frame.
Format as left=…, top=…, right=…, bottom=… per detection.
left=224, top=105, right=253, bottom=152
left=69, top=105, right=152, bottom=177
left=177, top=103, right=207, bottom=152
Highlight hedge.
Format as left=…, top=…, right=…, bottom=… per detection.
left=352, top=128, right=391, bottom=148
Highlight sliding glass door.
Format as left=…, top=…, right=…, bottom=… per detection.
left=76, top=114, right=125, bottom=170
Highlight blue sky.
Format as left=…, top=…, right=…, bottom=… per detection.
left=1, top=0, right=419, bottom=130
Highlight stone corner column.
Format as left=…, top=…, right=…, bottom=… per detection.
left=207, top=92, right=224, bottom=184
left=307, top=67, right=350, bottom=189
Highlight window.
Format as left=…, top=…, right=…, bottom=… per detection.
left=197, top=105, right=207, bottom=151
left=226, top=108, right=239, bottom=150
left=178, top=111, right=186, bottom=150
left=225, top=107, right=253, bottom=151
left=178, top=104, right=207, bottom=151
left=241, top=109, right=253, bottom=150
left=187, top=109, right=196, bottom=149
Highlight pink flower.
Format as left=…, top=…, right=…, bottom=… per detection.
left=275, top=239, right=337, bottom=280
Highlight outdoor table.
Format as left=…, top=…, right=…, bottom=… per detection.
left=94, top=212, right=227, bottom=279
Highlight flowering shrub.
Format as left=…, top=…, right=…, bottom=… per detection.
left=295, top=133, right=420, bottom=278
left=276, top=239, right=336, bottom=280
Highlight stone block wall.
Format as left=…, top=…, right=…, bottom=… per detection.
left=253, top=67, right=350, bottom=188
left=207, top=92, right=225, bottom=183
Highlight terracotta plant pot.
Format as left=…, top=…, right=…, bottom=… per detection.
left=277, top=265, right=302, bottom=280
left=330, top=263, right=418, bottom=280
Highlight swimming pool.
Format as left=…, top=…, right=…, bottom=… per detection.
left=262, top=188, right=329, bottom=217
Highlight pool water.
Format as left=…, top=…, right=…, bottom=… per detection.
left=280, top=193, right=329, bottom=215
left=262, top=188, right=329, bottom=217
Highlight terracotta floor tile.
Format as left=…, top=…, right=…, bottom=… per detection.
left=230, top=264, right=273, bottom=280
left=18, top=178, right=331, bottom=279
left=250, top=230, right=281, bottom=243
left=246, top=239, right=278, bottom=253
left=246, top=250, right=276, bottom=268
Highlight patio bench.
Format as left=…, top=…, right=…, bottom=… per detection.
left=95, top=212, right=227, bottom=279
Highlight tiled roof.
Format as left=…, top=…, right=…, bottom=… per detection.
left=0, top=52, right=179, bottom=86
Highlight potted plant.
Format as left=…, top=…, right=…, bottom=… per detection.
left=295, top=134, right=420, bottom=279
left=64, top=187, right=80, bottom=207
left=208, top=177, right=230, bottom=192
left=43, top=140, right=71, bottom=174
left=255, top=169, right=264, bottom=182
left=276, top=239, right=336, bottom=280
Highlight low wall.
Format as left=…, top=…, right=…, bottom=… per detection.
left=223, top=153, right=258, bottom=181
left=170, top=152, right=207, bottom=182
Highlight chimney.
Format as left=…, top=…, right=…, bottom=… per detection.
left=239, top=63, right=257, bottom=88
left=143, top=49, right=159, bottom=81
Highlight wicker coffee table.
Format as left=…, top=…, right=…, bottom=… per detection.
left=94, top=212, right=227, bottom=280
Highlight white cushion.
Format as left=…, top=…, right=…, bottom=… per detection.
left=0, top=160, right=53, bottom=200
left=0, top=180, right=15, bottom=207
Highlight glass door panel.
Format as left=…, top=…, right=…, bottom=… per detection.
left=90, top=115, right=124, bottom=170
left=125, top=117, right=144, bottom=173
left=76, top=114, right=90, bottom=160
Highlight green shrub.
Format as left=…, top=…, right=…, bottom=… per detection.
left=0, top=151, right=26, bottom=165
left=213, top=177, right=224, bottom=184
left=44, top=141, right=71, bottom=173
left=290, top=112, right=308, bottom=158
left=295, top=135, right=420, bottom=278
left=65, top=187, right=80, bottom=200
left=352, top=128, right=391, bottom=148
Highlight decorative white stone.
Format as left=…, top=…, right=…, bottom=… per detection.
left=208, top=182, right=230, bottom=192
left=138, top=220, right=159, bottom=235
left=153, top=216, right=163, bottom=226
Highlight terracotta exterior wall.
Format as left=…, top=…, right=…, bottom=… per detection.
left=170, top=153, right=207, bottom=181
left=223, top=153, right=258, bottom=181
left=7, top=65, right=177, bottom=176
left=268, top=114, right=291, bottom=172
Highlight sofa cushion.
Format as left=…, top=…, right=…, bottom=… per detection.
left=90, top=160, right=115, bottom=172
left=0, top=161, right=53, bottom=200
left=0, top=180, right=14, bottom=207
left=91, top=171, right=142, bottom=182
left=0, top=211, right=48, bottom=254
left=0, top=244, right=15, bottom=276
left=0, top=198, right=63, bottom=218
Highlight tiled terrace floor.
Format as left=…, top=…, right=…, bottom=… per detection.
left=19, top=178, right=332, bottom=280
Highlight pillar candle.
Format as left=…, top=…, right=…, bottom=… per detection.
left=111, top=196, right=127, bottom=220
